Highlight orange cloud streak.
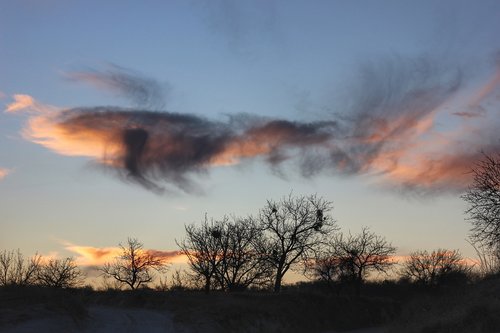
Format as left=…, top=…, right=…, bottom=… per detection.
left=469, top=66, right=500, bottom=108
left=0, top=168, right=10, bottom=180
left=24, top=112, right=124, bottom=165
left=5, top=94, right=35, bottom=113
left=9, top=53, right=500, bottom=197
left=64, top=243, right=185, bottom=266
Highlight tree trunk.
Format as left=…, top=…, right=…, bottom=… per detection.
left=355, top=270, right=363, bottom=296
left=204, top=277, right=211, bottom=294
left=274, top=273, right=282, bottom=293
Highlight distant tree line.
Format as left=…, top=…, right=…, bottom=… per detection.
left=306, top=227, right=396, bottom=295
left=177, top=194, right=339, bottom=293
left=2, top=152, right=499, bottom=292
left=0, top=250, right=83, bottom=288
left=462, top=152, right=500, bottom=274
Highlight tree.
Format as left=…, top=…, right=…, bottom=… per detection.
left=256, top=194, right=337, bottom=293
left=177, top=217, right=226, bottom=293
left=305, top=236, right=360, bottom=286
left=329, top=227, right=396, bottom=295
left=214, top=217, right=272, bottom=291
left=177, top=216, right=271, bottom=292
left=101, top=238, right=168, bottom=290
left=305, top=243, right=353, bottom=293
left=401, top=249, right=470, bottom=286
left=462, top=153, right=500, bottom=251
left=36, top=257, right=84, bottom=288
left=0, top=249, right=41, bottom=286
left=468, top=239, right=500, bottom=276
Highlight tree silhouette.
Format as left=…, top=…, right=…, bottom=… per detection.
left=36, top=257, right=84, bottom=288
left=101, top=238, right=168, bottom=290
left=255, top=194, right=337, bottom=293
left=327, top=227, right=396, bottom=295
left=400, top=249, right=470, bottom=286
left=468, top=239, right=500, bottom=276
left=305, top=240, right=354, bottom=292
left=214, top=217, right=272, bottom=291
left=462, top=153, right=500, bottom=252
left=0, top=249, right=41, bottom=286
left=177, top=216, right=271, bottom=292
left=177, top=217, right=226, bottom=293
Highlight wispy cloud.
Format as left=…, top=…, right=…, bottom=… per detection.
left=65, top=64, right=168, bottom=110
left=452, top=110, right=486, bottom=118
left=0, top=168, right=10, bottom=180
left=5, top=94, right=36, bottom=113
left=18, top=102, right=336, bottom=193
left=9, top=54, right=500, bottom=195
left=64, top=242, right=184, bottom=266
left=195, top=0, right=280, bottom=56
left=5, top=94, right=58, bottom=114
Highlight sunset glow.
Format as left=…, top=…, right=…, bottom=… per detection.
left=64, top=242, right=185, bottom=266
left=1, top=0, right=499, bottom=291
left=0, top=168, right=9, bottom=180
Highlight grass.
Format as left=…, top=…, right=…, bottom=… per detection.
left=388, top=278, right=500, bottom=333
left=162, top=291, right=399, bottom=332
left=1, top=277, right=499, bottom=332
left=0, top=285, right=89, bottom=328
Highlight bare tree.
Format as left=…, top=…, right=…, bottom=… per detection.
left=215, top=217, right=273, bottom=291
left=177, top=216, right=271, bottom=292
left=177, top=217, right=225, bottom=293
left=468, top=239, right=500, bottom=276
left=331, top=227, right=396, bottom=295
left=100, top=275, right=123, bottom=291
left=167, top=268, right=202, bottom=291
left=0, top=249, right=42, bottom=286
left=305, top=241, right=352, bottom=289
left=401, top=249, right=470, bottom=286
left=168, top=268, right=187, bottom=291
left=36, top=257, right=84, bottom=288
left=256, top=194, right=337, bottom=293
left=462, top=153, right=500, bottom=251
left=101, top=238, right=168, bottom=290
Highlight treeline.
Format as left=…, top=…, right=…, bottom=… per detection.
left=1, top=193, right=498, bottom=295
left=2, top=152, right=500, bottom=294
left=0, top=250, right=82, bottom=288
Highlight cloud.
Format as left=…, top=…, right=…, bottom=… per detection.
left=22, top=106, right=336, bottom=193
left=0, top=168, right=10, bottom=180
left=10, top=54, right=500, bottom=195
left=195, top=0, right=279, bottom=55
left=5, top=94, right=36, bottom=113
left=64, top=242, right=184, bottom=266
left=146, top=249, right=185, bottom=263
left=335, top=56, right=462, bottom=168
left=452, top=110, right=486, bottom=118
left=468, top=54, right=500, bottom=108
left=5, top=94, right=59, bottom=114
left=393, top=254, right=477, bottom=267
left=66, top=64, right=167, bottom=110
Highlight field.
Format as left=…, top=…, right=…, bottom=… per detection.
left=2, top=277, right=500, bottom=333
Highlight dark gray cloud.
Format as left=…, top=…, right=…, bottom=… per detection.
left=53, top=107, right=336, bottom=193
left=195, top=0, right=280, bottom=57
left=66, top=64, right=168, bottom=110
left=333, top=55, right=463, bottom=173
left=23, top=54, right=500, bottom=195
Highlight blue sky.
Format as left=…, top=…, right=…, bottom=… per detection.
left=1, top=0, right=499, bottom=282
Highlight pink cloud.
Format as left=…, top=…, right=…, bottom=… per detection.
left=64, top=242, right=185, bottom=266
left=0, top=168, right=10, bottom=180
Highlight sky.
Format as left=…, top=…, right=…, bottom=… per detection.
left=1, top=0, right=500, bottom=284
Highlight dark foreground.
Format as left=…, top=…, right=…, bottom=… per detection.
left=1, top=278, right=500, bottom=333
